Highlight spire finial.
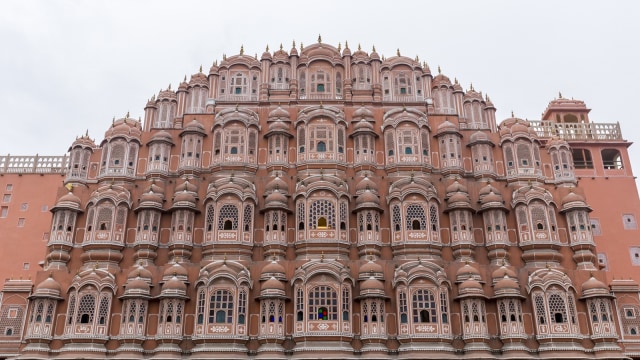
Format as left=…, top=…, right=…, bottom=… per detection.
left=320, top=252, right=324, bottom=262
left=358, top=43, right=361, bottom=51
left=300, top=42, right=304, bottom=51
left=126, top=111, right=130, bottom=118
left=199, top=64, right=203, bottom=73
left=511, top=110, right=514, bottom=117
left=337, top=42, right=341, bottom=52
left=470, top=83, right=474, bottom=91
left=223, top=53, right=227, bottom=60
left=372, top=44, right=376, bottom=52
left=167, top=83, right=171, bottom=90
left=292, top=40, right=296, bottom=48
left=345, top=40, right=349, bottom=49
left=266, top=44, right=269, bottom=52
left=183, top=75, right=187, bottom=82
left=438, top=65, right=441, bottom=74
left=279, top=43, right=283, bottom=50
left=558, top=91, right=563, bottom=99
left=240, top=44, right=244, bottom=55
left=317, top=34, right=322, bottom=43
left=396, top=48, right=400, bottom=56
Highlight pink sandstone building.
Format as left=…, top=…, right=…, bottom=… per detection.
left=1, top=38, right=640, bottom=359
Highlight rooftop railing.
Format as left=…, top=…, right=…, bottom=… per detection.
left=528, top=121, right=623, bottom=141
left=0, top=154, right=67, bottom=174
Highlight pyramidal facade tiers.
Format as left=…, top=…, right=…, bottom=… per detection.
left=1, top=37, right=640, bottom=359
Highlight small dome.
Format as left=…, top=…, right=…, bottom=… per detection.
left=359, top=260, right=383, bottom=276
left=181, top=119, right=206, bottom=135
left=361, top=277, right=384, bottom=291
left=265, top=189, right=288, bottom=207
left=262, top=260, right=285, bottom=275
left=494, top=276, right=520, bottom=291
left=268, top=119, right=290, bottom=133
left=353, top=106, right=374, bottom=120
left=560, top=190, right=591, bottom=213
left=70, top=134, right=96, bottom=150
left=352, top=118, right=375, bottom=132
left=126, top=277, right=151, bottom=293
left=53, top=192, right=82, bottom=211
left=433, top=73, right=452, bottom=86
left=355, top=189, right=380, bottom=208
left=262, top=277, right=285, bottom=291
left=511, top=122, right=529, bottom=134
left=149, top=130, right=174, bottom=145
left=162, top=276, right=187, bottom=292
left=437, top=119, right=458, bottom=132
left=173, top=190, right=197, bottom=206
left=163, top=263, right=188, bottom=279
left=582, top=275, right=607, bottom=292
left=265, top=176, right=289, bottom=193
left=127, top=265, right=153, bottom=280
left=34, top=276, right=62, bottom=297
left=459, top=279, right=483, bottom=291
left=268, top=106, right=290, bottom=120
left=446, top=180, right=467, bottom=194
left=158, top=88, right=177, bottom=101
left=491, top=265, right=517, bottom=280
left=468, top=131, right=491, bottom=145
left=105, top=118, right=143, bottom=140
left=561, top=191, right=586, bottom=206
left=456, top=263, right=480, bottom=281
left=355, top=175, right=378, bottom=194
left=448, top=192, right=470, bottom=205
left=479, top=182, right=500, bottom=197
left=175, top=180, right=198, bottom=194
left=482, top=190, right=503, bottom=204
left=140, top=190, right=163, bottom=207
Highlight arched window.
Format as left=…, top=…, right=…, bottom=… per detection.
left=308, top=285, right=337, bottom=321
left=209, top=289, right=234, bottom=324
left=217, top=204, right=238, bottom=230
left=406, top=204, right=426, bottom=230
left=602, top=149, right=623, bottom=169
left=317, top=141, right=326, bottom=152
left=412, top=289, right=437, bottom=323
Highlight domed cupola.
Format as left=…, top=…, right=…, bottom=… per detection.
left=560, top=189, right=591, bottom=213
left=353, top=105, right=374, bottom=122
left=180, top=119, right=206, bottom=136
left=104, top=116, right=143, bottom=141
left=265, top=174, right=289, bottom=195
left=436, top=118, right=460, bottom=136
left=162, top=262, right=189, bottom=283
left=468, top=131, right=493, bottom=147
left=456, top=262, right=482, bottom=283
left=51, top=191, right=83, bottom=213
left=137, top=182, right=165, bottom=211
left=260, top=258, right=286, bottom=281
left=70, top=133, right=97, bottom=150
left=148, top=130, right=174, bottom=146
left=160, top=276, right=188, bottom=298
left=268, top=106, right=291, bottom=122
left=493, top=275, right=524, bottom=299
left=260, top=277, right=286, bottom=298
left=264, top=188, right=289, bottom=210
left=122, top=276, right=152, bottom=298
left=580, top=274, right=611, bottom=299
left=171, top=180, right=198, bottom=210
left=31, top=274, right=63, bottom=299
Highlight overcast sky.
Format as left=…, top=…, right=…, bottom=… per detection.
left=1, top=1, right=639, bottom=175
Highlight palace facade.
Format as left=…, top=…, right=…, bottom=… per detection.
left=1, top=38, right=640, bottom=359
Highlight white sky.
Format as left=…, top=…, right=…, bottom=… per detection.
left=1, top=1, right=639, bottom=176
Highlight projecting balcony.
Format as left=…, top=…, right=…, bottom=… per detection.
left=528, top=121, right=623, bottom=141
left=270, top=83, right=289, bottom=90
